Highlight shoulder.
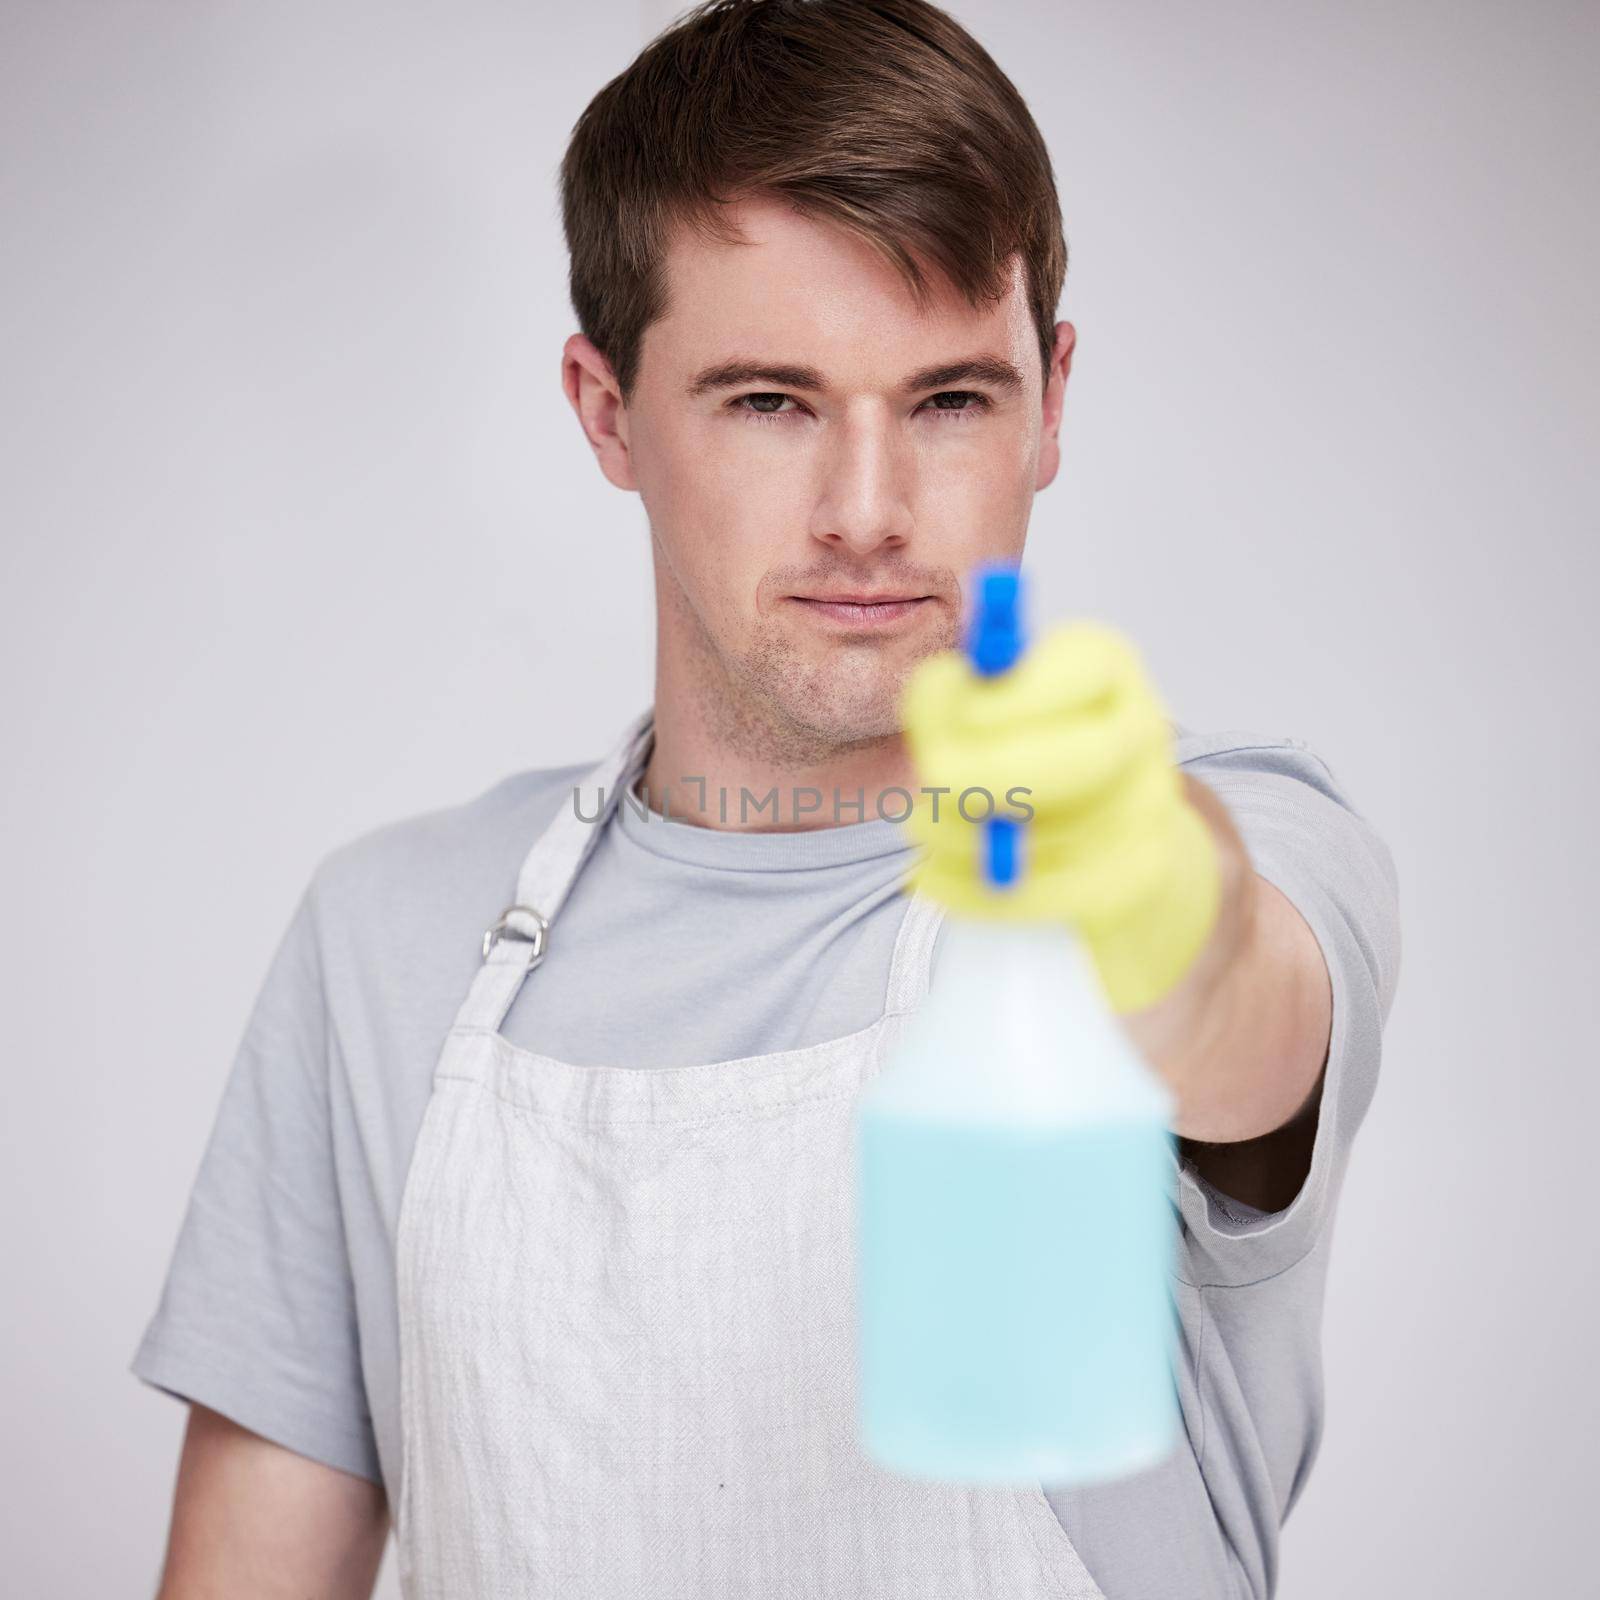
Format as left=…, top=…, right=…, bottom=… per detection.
left=1172, top=717, right=1401, bottom=1022
left=303, top=757, right=595, bottom=960
left=1171, top=722, right=1347, bottom=801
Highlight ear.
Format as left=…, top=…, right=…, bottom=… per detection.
left=562, top=333, right=638, bottom=492
left=1034, top=320, right=1077, bottom=493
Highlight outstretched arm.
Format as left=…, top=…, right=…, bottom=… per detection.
left=1125, top=771, right=1333, bottom=1142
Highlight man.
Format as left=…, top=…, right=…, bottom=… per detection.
left=134, top=2, right=1400, bottom=1597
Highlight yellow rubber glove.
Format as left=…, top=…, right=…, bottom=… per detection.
left=898, top=620, right=1222, bottom=1015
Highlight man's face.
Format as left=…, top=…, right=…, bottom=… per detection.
left=569, top=194, right=1072, bottom=760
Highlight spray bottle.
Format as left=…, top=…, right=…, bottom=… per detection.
left=855, top=564, right=1182, bottom=1485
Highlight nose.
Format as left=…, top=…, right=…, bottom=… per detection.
left=807, top=402, right=915, bottom=556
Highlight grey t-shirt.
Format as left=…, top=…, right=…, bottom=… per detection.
left=131, top=720, right=1400, bottom=1600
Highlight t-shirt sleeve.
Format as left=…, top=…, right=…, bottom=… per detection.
left=1168, top=730, right=1402, bottom=1287
left=129, top=872, right=381, bottom=1483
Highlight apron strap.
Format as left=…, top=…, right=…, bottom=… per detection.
left=883, top=891, right=945, bottom=1016
left=454, top=707, right=655, bottom=1035
left=510, top=708, right=656, bottom=932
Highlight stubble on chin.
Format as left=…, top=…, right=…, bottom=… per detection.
left=695, top=604, right=961, bottom=769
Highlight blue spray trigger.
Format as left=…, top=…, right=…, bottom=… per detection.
left=965, top=564, right=1025, bottom=889
left=968, top=566, right=1024, bottom=678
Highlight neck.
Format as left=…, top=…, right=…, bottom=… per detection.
left=641, top=650, right=918, bottom=836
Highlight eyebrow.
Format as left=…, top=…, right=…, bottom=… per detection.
left=686, top=355, right=1026, bottom=399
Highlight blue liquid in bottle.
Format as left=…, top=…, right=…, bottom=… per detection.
left=856, top=566, right=1182, bottom=1485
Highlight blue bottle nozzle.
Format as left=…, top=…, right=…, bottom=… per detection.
left=965, top=564, right=1025, bottom=889
left=968, top=566, right=1024, bottom=677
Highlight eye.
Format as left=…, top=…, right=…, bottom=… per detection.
left=732, top=393, right=802, bottom=423
left=928, top=385, right=985, bottom=416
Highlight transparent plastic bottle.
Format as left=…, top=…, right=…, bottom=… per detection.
left=855, top=566, right=1182, bottom=1486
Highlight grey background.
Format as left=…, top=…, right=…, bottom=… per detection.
left=2, top=1, right=1594, bottom=1595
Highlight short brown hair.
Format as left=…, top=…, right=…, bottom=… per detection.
left=559, top=0, right=1068, bottom=404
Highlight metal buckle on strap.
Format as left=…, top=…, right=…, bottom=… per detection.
left=481, top=905, right=549, bottom=968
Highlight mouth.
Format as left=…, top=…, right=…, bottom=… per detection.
left=787, top=593, right=934, bottom=629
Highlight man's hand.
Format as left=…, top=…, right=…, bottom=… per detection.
left=899, top=621, right=1222, bottom=1014
left=155, top=1403, right=388, bottom=1600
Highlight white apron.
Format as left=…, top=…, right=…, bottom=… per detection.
left=394, top=707, right=1106, bottom=1599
